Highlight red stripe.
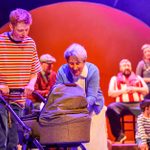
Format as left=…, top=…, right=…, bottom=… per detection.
left=117, top=81, right=123, bottom=102
left=116, top=78, right=143, bottom=102
left=128, top=93, right=134, bottom=102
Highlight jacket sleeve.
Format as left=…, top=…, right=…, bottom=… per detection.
left=86, top=64, right=104, bottom=113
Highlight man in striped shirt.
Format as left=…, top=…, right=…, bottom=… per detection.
left=106, top=59, right=148, bottom=143
left=0, top=8, right=41, bottom=150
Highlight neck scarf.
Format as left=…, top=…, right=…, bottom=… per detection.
left=117, top=72, right=140, bottom=86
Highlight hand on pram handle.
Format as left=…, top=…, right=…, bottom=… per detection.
left=0, top=94, right=31, bottom=135
left=9, top=88, right=46, bottom=103
left=0, top=88, right=46, bottom=125
left=9, top=88, right=24, bottom=94
left=0, top=89, right=45, bottom=150
left=0, top=85, right=89, bottom=150
left=9, top=88, right=46, bottom=117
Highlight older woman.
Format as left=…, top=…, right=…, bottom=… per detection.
left=55, top=43, right=105, bottom=150
left=136, top=44, right=150, bottom=99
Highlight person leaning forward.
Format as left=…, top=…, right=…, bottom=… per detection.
left=55, top=43, right=105, bottom=150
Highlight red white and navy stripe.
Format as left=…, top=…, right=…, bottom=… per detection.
left=111, top=76, right=144, bottom=102
left=0, top=32, right=41, bottom=106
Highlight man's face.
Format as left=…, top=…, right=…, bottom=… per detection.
left=120, top=61, right=132, bottom=76
left=67, top=56, right=85, bottom=77
left=41, top=62, right=52, bottom=74
left=10, top=22, right=30, bottom=41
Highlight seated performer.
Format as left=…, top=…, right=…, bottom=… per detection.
left=106, top=59, right=148, bottom=143
left=32, top=53, right=56, bottom=110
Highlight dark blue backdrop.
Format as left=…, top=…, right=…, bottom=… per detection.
left=0, top=0, right=150, bottom=27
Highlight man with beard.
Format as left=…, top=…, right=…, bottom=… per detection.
left=106, top=59, right=148, bottom=143
left=136, top=44, right=150, bottom=99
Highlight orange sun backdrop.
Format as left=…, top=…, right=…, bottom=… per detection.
left=0, top=1, right=150, bottom=140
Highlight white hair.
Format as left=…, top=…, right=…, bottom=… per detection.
left=141, top=44, right=150, bottom=51
left=64, top=43, right=87, bottom=61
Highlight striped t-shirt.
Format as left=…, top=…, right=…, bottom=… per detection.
left=0, top=32, right=41, bottom=106
left=109, top=76, right=144, bottom=102
left=136, top=114, right=150, bottom=144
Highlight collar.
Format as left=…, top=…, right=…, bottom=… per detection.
left=72, top=64, right=88, bottom=80
left=7, top=32, right=22, bottom=43
left=80, top=64, right=88, bottom=78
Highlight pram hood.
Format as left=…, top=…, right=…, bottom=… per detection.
left=39, top=83, right=89, bottom=126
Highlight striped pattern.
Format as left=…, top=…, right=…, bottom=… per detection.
left=136, top=114, right=150, bottom=144
left=0, top=32, right=41, bottom=105
left=112, top=76, right=144, bottom=102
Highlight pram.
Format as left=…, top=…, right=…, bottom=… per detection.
left=0, top=84, right=91, bottom=150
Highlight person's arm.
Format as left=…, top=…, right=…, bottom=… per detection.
left=136, top=60, right=150, bottom=83
left=108, top=76, right=149, bottom=97
left=108, top=76, right=127, bottom=97
left=85, top=64, right=104, bottom=114
left=129, top=76, right=149, bottom=96
left=24, top=73, right=37, bottom=96
left=137, top=115, right=149, bottom=149
left=25, top=41, right=41, bottom=96
left=136, top=61, right=143, bottom=77
left=86, top=65, right=104, bottom=106
left=55, top=64, right=71, bottom=85
left=55, top=70, right=64, bottom=84
left=34, top=73, right=48, bottom=97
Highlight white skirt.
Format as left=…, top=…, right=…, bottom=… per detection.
left=81, top=106, right=108, bottom=150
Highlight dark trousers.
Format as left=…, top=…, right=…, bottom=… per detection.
left=0, top=102, right=22, bottom=150
left=144, top=92, right=150, bottom=99
left=106, top=102, right=141, bottom=139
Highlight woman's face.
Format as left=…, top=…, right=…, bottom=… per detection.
left=67, top=56, right=85, bottom=77
left=143, top=48, right=150, bottom=60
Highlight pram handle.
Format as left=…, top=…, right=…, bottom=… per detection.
left=0, top=91, right=44, bottom=150
left=9, top=88, right=24, bottom=94
left=0, top=94, right=31, bottom=132
left=64, top=83, right=77, bottom=87
left=9, top=88, right=46, bottom=103
left=32, top=91, right=46, bottom=103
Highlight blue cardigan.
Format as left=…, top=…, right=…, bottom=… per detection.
left=55, top=62, right=104, bottom=114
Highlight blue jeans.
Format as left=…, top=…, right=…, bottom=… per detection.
left=0, top=102, right=22, bottom=150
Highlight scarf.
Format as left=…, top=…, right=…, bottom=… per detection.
left=117, top=72, right=140, bottom=86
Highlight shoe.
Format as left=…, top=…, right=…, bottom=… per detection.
left=115, top=134, right=127, bottom=143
